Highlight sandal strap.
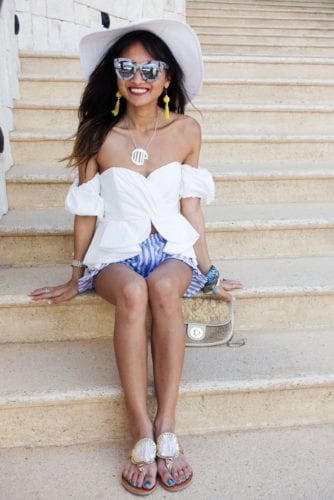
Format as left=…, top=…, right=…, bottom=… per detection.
left=129, top=437, right=157, bottom=472
left=156, top=432, right=182, bottom=472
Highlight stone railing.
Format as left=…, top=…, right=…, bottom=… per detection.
left=0, top=0, right=20, bottom=218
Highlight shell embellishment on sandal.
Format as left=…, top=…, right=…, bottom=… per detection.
left=131, top=437, right=157, bottom=471
left=156, top=432, right=180, bottom=471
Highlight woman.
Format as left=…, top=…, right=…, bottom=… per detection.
left=30, top=18, right=242, bottom=496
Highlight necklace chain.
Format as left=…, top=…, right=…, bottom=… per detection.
left=125, top=112, right=158, bottom=166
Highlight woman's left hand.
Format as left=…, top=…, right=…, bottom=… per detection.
left=211, top=278, right=243, bottom=302
left=29, top=279, right=79, bottom=305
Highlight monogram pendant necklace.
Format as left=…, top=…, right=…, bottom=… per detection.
left=125, top=112, right=158, bottom=166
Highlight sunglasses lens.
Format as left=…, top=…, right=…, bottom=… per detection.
left=140, top=62, right=162, bottom=82
left=114, top=59, right=135, bottom=80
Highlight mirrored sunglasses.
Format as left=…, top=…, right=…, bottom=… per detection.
left=113, top=58, right=169, bottom=83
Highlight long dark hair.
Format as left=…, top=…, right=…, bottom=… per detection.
left=66, top=30, right=189, bottom=169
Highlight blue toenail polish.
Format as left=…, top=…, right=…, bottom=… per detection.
left=167, top=478, right=175, bottom=486
left=144, top=481, right=152, bottom=488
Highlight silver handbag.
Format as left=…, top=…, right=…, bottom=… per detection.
left=184, top=302, right=234, bottom=347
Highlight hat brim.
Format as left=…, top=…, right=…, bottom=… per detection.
left=79, top=18, right=203, bottom=102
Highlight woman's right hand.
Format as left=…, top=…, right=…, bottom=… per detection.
left=29, top=279, right=79, bottom=305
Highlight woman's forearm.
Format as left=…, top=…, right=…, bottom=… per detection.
left=70, top=214, right=97, bottom=282
left=181, top=198, right=212, bottom=275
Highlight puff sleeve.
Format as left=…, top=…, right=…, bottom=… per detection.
left=180, top=164, right=215, bottom=205
left=65, top=173, right=104, bottom=220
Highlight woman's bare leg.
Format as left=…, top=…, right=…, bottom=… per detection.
left=94, top=264, right=156, bottom=490
left=147, top=259, right=193, bottom=487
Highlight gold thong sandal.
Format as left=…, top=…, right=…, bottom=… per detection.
left=156, top=432, right=193, bottom=492
left=121, top=437, right=157, bottom=496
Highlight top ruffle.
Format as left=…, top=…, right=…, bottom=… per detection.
left=65, top=174, right=105, bottom=221
left=180, top=164, right=215, bottom=205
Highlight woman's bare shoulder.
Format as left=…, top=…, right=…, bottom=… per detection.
left=171, top=113, right=201, bottom=145
left=170, top=114, right=201, bottom=165
left=78, top=155, right=98, bottom=184
left=173, top=113, right=201, bottom=130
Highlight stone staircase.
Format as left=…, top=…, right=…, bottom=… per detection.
left=1, top=0, right=334, bottom=498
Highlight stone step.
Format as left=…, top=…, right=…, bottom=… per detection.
left=1, top=424, right=333, bottom=499
left=188, top=0, right=334, bottom=11
left=189, top=0, right=334, bottom=6
left=193, top=24, right=334, bottom=36
left=1, top=257, right=333, bottom=342
left=201, top=41, right=334, bottom=57
left=19, top=74, right=84, bottom=103
left=198, top=33, right=334, bottom=45
left=13, top=101, right=334, bottom=135
left=200, top=133, right=334, bottom=163
left=10, top=130, right=334, bottom=165
left=203, top=55, right=334, bottom=80
left=0, top=328, right=332, bottom=447
left=204, top=202, right=334, bottom=259
left=187, top=15, right=334, bottom=28
left=211, top=163, right=334, bottom=203
left=10, top=130, right=72, bottom=166
left=187, top=7, right=334, bottom=20
left=1, top=203, right=333, bottom=265
left=6, top=163, right=334, bottom=210
left=195, top=104, right=334, bottom=134
left=197, top=78, right=334, bottom=104
left=19, top=52, right=81, bottom=76
left=6, top=165, right=75, bottom=209
left=13, top=102, right=79, bottom=132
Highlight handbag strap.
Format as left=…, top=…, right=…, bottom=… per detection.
left=226, top=301, right=246, bottom=348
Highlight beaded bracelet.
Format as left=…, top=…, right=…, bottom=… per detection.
left=202, top=264, right=220, bottom=293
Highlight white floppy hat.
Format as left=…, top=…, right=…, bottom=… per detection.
left=79, top=18, right=203, bottom=101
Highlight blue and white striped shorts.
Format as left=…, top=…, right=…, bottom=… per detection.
left=78, top=232, right=206, bottom=297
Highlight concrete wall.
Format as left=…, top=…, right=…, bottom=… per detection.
left=0, top=0, right=20, bottom=217
left=15, top=0, right=186, bottom=52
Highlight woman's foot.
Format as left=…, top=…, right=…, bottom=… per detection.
left=156, top=452, right=193, bottom=489
left=122, top=424, right=158, bottom=495
left=155, top=423, right=193, bottom=491
left=122, top=458, right=157, bottom=494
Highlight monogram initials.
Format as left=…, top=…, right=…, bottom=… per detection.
left=131, top=148, right=149, bottom=166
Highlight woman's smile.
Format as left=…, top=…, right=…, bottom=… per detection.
left=128, top=86, right=150, bottom=96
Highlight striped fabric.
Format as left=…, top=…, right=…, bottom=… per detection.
left=78, top=232, right=206, bottom=297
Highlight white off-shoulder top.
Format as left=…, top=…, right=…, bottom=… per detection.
left=65, top=161, right=215, bottom=267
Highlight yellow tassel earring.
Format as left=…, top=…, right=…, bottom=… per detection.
left=111, top=91, right=122, bottom=117
left=163, top=87, right=170, bottom=120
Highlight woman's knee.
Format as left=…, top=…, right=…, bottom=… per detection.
left=117, top=279, right=148, bottom=312
left=147, top=274, right=179, bottom=307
